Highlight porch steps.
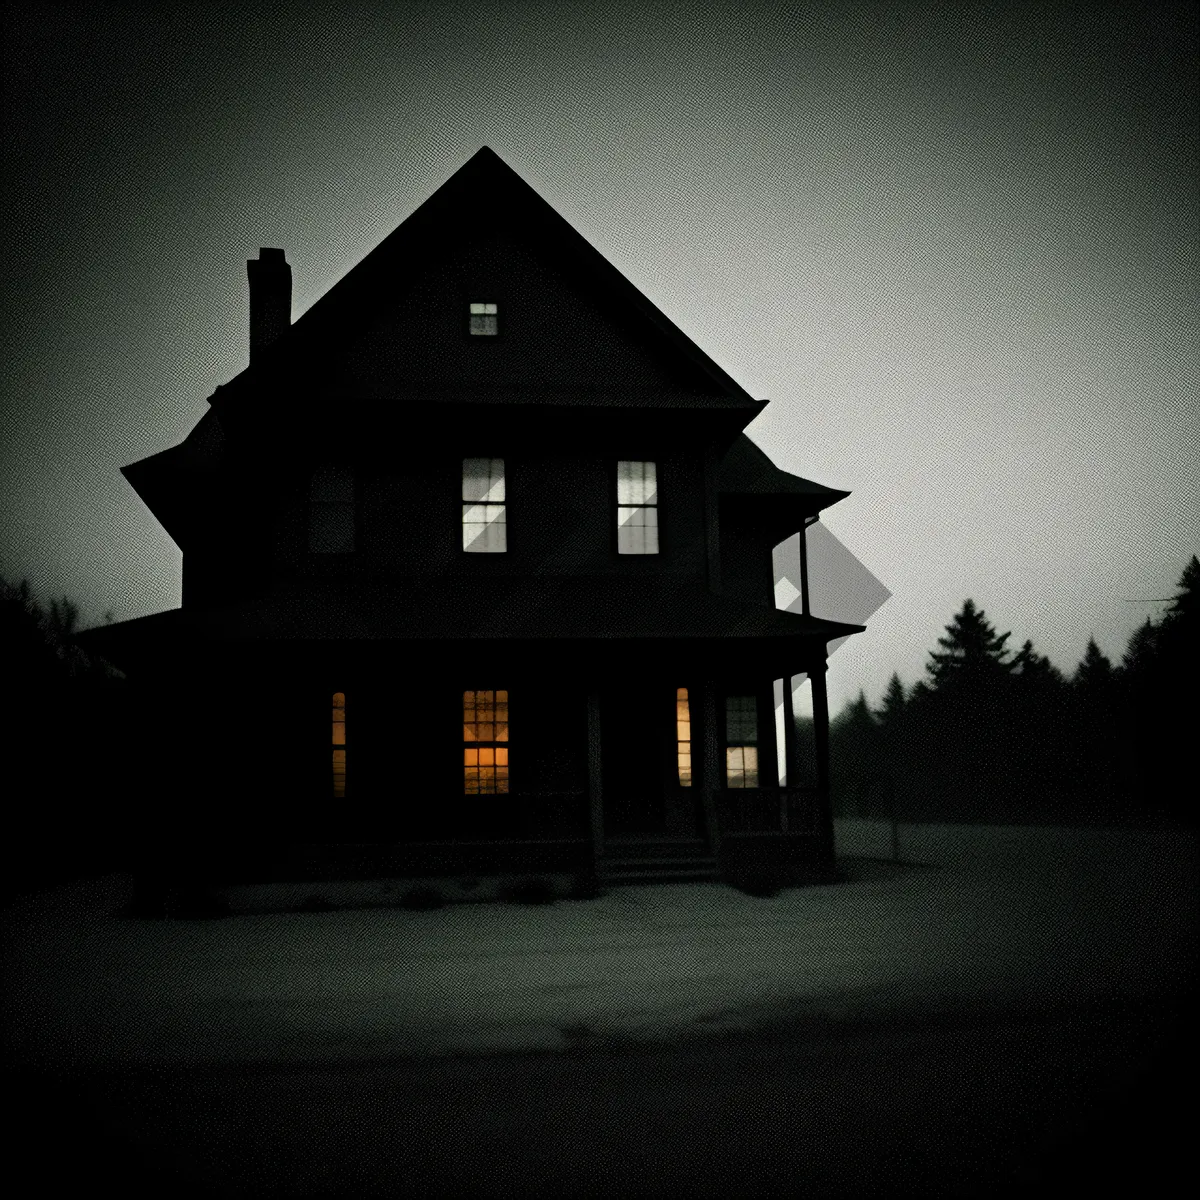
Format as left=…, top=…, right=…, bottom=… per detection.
left=599, top=837, right=720, bottom=885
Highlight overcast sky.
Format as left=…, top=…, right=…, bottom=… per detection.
left=2, top=1, right=1196, bottom=716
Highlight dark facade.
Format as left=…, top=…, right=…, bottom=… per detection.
left=80, top=147, right=865, bottom=887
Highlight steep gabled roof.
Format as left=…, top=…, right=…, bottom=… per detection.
left=211, top=146, right=764, bottom=414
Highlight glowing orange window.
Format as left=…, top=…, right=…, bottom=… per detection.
left=463, top=689, right=509, bottom=794
left=676, top=688, right=692, bottom=786
left=332, top=692, right=347, bottom=798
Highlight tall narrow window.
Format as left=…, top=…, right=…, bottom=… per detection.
left=725, top=695, right=758, bottom=788
left=462, top=458, right=506, bottom=552
left=676, top=687, right=692, bottom=787
left=309, top=467, right=355, bottom=553
left=332, top=692, right=347, bottom=798
left=616, top=460, right=658, bottom=554
left=469, top=301, right=498, bottom=336
left=464, top=690, right=509, bottom=793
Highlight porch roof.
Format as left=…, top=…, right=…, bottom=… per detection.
left=77, top=576, right=864, bottom=675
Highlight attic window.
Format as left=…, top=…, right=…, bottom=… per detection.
left=462, top=457, right=506, bottom=552
left=469, top=302, right=498, bottom=336
left=616, top=460, right=658, bottom=554
left=309, top=467, right=355, bottom=553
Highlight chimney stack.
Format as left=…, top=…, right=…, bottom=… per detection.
left=247, top=247, right=292, bottom=363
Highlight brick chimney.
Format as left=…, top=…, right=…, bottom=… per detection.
left=246, top=247, right=292, bottom=363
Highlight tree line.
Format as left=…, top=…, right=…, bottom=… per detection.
left=1, top=575, right=132, bottom=900
left=825, top=557, right=1198, bottom=827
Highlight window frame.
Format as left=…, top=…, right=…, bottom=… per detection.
left=723, top=693, right=760, bottom=789
left=612, top=459, right=662, bottom=558
left=331, top=691, right=347, bottom=799
left=461, top=456, right=508, bottom=554
left=466, top=298, right=501, bottom=338
left=307, top=465, right=356, bottom=555
left=462, top=688, right=510, bottom=794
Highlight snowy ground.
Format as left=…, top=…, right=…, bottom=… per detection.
left=2, top=821, right=1195, bottom=1072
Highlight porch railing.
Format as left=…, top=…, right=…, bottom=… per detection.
left=497, top=791, right=588, bottom=840
left=718, top=786, right=819, bottom=834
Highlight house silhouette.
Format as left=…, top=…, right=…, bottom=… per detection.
left=80, top=146, right=866, bottom=890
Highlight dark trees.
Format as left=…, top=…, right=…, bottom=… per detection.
left=828, top=560, right=1197, bottom=827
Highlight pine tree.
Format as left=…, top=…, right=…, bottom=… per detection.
left=830, top=691, right=879, bottom=817
left=876, top=673, right=907, bottom=725
left=926, top=599, right=1015, bottom=690
left=1074, top=638, right=1114, bottom=691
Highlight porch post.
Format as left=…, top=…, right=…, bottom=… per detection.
left=782, top=675, right=802, bottom=791
left=586, top=691, right=603, bottom=867
left=759, top=680, right=784, bottom=830
left=699, top=679, right=722, bottom=856
left=810, top=656, right=835, bottom=866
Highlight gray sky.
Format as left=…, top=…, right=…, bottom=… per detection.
left=2, top=0, right=1196, bottom=715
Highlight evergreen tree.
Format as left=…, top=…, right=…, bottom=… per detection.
left=830, top=691, right=879, bottom=816
left=1074, top=638, right=1115, bottom=692
left=925, top=599, right=1015, bottom=690
left=876, top=673, right=907, bottom=725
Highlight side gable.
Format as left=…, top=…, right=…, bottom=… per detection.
left=719, top=434, right=849, bottom=527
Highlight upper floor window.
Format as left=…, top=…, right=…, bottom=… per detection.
left=309, top=466, right=354, bottom=553
left=725, top=695, right=759, bottom=788
left=616, top=460, right=658, bottom=554
left=469, top=301, right=498, bottom=336
left=462, top=457, right=507, bottom=552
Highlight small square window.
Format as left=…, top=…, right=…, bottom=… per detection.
left=469, top=301, right=498, bottom=336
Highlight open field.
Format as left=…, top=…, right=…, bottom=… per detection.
left=3, top=821, right=1195, bottom=1072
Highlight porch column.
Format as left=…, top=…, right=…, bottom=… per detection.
left=586, top=691, right=603, bottom=867
left=781, top=675, right=803, bottom=791
left=810, top=657, right=835, bottom=866
left=759, top=680, right=784, bottom=830
left=699, top=679, right=722, bottom=855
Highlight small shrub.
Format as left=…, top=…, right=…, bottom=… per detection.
left=500, top=876, right=557, bottom=905
left=398, top=885, right=445, bottom=911
left=566, top=870, right=603, bottom=900
left=729, top=871, right=784, bottom=899
left=298, top=894, right=335, bottom=913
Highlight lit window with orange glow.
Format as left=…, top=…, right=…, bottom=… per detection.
left=463, top=689, right=509, bottom=793
left=725, top=695, right=758, bottom=788
left=617, top=460, right=658, bottom=554
left=462, top=458, right=506, bottom=552
left=676, top=688, right=692, bottom=786
left=332, top=692, right=347, bottom=798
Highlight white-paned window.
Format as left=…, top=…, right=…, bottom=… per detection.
left=469, top=302, right=498, bottom=336
left=616, top=460, right=658, bottom=554
left=462, top=457, right=507, bottom=552
left=725, top=694, right=759, bottom=788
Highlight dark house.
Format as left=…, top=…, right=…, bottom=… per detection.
left=80, top=147, right=865, bottom=889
